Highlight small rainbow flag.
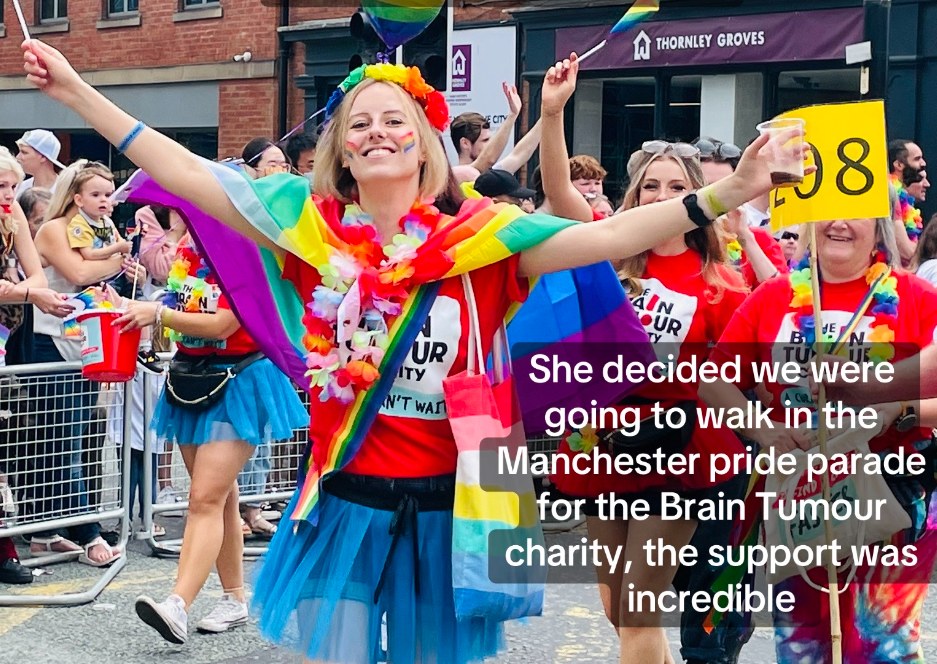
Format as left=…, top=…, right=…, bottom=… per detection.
left=362, top=0, right=445, bottom=49
left=611, top=0, right=659, bottom=34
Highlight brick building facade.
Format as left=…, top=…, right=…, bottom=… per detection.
left=0, top=0, right=519, bottom=166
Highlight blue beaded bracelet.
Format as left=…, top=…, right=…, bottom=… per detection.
left=117, top=121, right=146, bottom=153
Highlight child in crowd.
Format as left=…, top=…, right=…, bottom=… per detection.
left=66, top=171, right=131, bottom=261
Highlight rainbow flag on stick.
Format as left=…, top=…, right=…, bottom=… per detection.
left=611, top=0, right=660, bottom=34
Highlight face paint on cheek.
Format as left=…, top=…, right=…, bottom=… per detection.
left=344, top=141, right=358, bottom=161
left=401, top=132, right=416, bottom=154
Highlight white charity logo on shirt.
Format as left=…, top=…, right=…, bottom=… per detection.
left=380, top=295, right=461, bottom=420
left=630, top=278, right=698, bottom=362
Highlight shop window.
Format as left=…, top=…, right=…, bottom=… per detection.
left=40, top=0, right=67, bottom=22
left=667, top=76, right=702, bottom=144
left=601, top=77, right=656, bottom=202
left=778, top=69, right=860, bottom=115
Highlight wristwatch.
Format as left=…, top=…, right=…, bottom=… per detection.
left=682, top=193, right=714, bottom=228
left=895, top=402, right=918, bottom=433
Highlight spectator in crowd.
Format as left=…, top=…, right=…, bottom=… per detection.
left=912, top=214, right=937, bottom=287
left=569, top=154, right=606, bottom=199
left=696, top=136, right=787, bottom=288
left=284, top=132, right=317, bottom=176
left=0, top=149, right=72, bottom=584
left=240, top=138, right=289, bottom=180
left=450, top=82, right=522, bottom=183
left=27, top=160, right=144, bottom=566
left=588, top=193, right=614, bottom=218
left=472, top=168, right=535, bottom=209
left=890, top=138, right=927, bottom=263
left=14, top=129, right=63, bottom=199
left=776, top=226, right=801, bottom=265
left=17, top=187, right=51, bottom=238
left=890, top=138, right=926, bottom=181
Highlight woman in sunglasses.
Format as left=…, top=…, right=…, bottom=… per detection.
left=542, top=106, right=750, bottom=663
left=697, top=137, right=790, bottom=289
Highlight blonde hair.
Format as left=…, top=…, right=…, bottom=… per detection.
left=0, top=147, right=25, bottom=185
left=617, top=151, right=746, bottom=303
left=313, top=79, right=449, bottom=203
left=0, top=147, right=25, bottom=238
left=45, top=160, right=114, bottom=222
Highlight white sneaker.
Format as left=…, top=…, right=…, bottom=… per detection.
left=156, top=487, right=184, bottom=518
left=135, top=594, right=188, bottom=644
left=196, top=593, right=249, bottom=633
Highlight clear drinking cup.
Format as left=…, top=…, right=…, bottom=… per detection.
left=756, top=117, right=806, bottom=187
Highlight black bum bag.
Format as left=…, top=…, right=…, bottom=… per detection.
left=165, top=351, right=265, bottom=411
left=600, top=399, right=697, bottom=457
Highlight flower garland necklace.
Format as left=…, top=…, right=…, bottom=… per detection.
left=726, top=237, right=743, bottom=269
left=789, top=250, right=898, bottom=364
left=890, top=173, right=923, bottom=242
left=164, top=239, right=224, bottom=349
left=301, top=201, right=443, bottom=404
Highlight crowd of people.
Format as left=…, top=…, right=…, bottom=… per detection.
left=0, top=37, right=933, bottom=664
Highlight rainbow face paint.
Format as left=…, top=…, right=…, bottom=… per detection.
left=344, top=141, right=358, bottom=161
left=401, top=132, right=416, bottom=154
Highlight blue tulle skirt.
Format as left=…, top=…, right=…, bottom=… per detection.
left=152, top=357, right=308, bottom=447
left=250, top=488, right=506, bottom=664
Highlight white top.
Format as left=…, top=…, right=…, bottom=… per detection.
left=33, top=263, right=82, bottom=361
left=742, top=202, right=770, bottom=228
left=15, top=176, right=58, bottom=200
left=917, top=259, right=937, bottom=289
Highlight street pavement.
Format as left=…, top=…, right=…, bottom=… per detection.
left=2, top=517, right=935, bottom=663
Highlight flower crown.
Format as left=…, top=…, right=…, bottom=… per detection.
left=325, top=63, right=450, bottom=133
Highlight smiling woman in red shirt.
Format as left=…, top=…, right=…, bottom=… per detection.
left=706, top=216, right=937, bottom=664
left=550, top=142, right=749, bottom=664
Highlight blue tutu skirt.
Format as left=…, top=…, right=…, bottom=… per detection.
left=251, top=488, right=506, bottom=664
left=152, top=357, right=308, bottom=447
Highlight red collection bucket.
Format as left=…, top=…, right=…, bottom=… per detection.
left=76, top=310, right=141, bottom=382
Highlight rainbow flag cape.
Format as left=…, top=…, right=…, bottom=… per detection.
left=118, top=164, right=651, bottom=526
left=362, top=0, right=445, bottom=49
left=611, top=0, right=659, bottom=34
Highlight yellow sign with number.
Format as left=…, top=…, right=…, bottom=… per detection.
left=769, top=100, right=890, bottom=231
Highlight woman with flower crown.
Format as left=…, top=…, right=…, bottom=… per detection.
left=24, top=40, right=803, bottom=663
left=705, top=217, right=937, bottom=663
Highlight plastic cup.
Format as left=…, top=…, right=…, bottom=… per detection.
left=756, top=117, right=806, bottom=187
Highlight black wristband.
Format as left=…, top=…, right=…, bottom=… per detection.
left=682, top=193, right=714, bottom=228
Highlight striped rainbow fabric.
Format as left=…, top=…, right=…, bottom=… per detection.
left=363, top=0, right=445, bottom=49
left=611, top=0, right=659, bottom=34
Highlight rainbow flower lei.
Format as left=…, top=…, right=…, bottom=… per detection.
left=164, top=241, right=224, bottom=349
left=325, top=63, right=450, bottom=133
left=301, top=201, right=445, bottom=404
left=789, top=252, right=898, bottom=364
left=890, top=173, right=923, bottom=242
left=727, top=238, right=743, bottom=268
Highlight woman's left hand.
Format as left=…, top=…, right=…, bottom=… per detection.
left=871, top=401, right=902, bottom=430
left=725, top=208, right=748, bottom=238
left=113, top=301, right=159, bottom=332
left=0, top=279, right=15, bottom=298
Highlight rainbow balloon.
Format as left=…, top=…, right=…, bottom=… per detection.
left=610, top=0, right=659, bottom=35
left=362, top=0, right=445, bottom=49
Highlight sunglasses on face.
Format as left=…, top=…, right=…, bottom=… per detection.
left=641, top=140, right=700, bottom=158
left=781, top=231, right=799, bottom=241
left=695, top=139, right=742, bottom=160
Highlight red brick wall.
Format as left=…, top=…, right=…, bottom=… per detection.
left=0, top=0, right=281, bottom=74
left=218, top=78, right=278, bottom=158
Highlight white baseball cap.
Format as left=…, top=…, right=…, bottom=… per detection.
left=16, top=129, right=65, bottom=169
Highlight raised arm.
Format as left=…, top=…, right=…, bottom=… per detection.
left=23, top=40, right=278, bottom=254
left=495, top=118, right=543, bottom=175
left=520, top=132, right=797, bottom=277
left=538, top=55, right=593, bottom=223
left=469, top=82, right=522, bottom=173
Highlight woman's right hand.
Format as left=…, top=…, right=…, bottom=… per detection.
left=22, top=39, right=86, bottom=103
left=29, top=288, right=75, bottom=318
left=0, top=280, right=15, bottom=298
left=541, top=53, right=579, bottom=117
left=746, top=425, right=812, bottom=453
left=731, top=130, right=815, bottom=205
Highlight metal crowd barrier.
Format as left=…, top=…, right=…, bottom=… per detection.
left=0, top=361, right=132, bottom=606
left=138, top=366, right=307, bottom=558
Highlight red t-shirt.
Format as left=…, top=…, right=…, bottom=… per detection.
left=282, top=251, right=528, bottom=478
left=710, top=271, right=937, bottom=453
left=172, top=241, right=258, bottom=356
left=552, top=250, right=749, bottom=496
left=739, top=227, right=789, bottom=290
